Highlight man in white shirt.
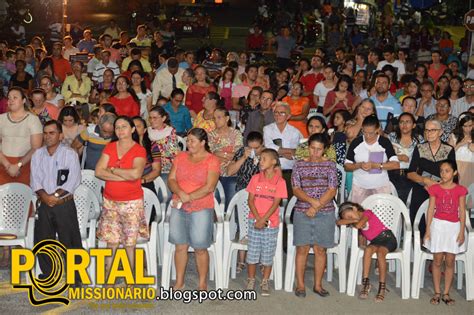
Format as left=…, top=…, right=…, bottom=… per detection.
left=452, top=78, right=474, bottom=117
left=416, top=81, right=437, bottom=118
left=62, top=36, right=79, bottom=61
left=263, top=102, right=303, bottom=197
left=152, top=57, right=184, bottom=103
left=377, top=45, right=405, bottom=81
left=92, top=50, right=120, bottom=83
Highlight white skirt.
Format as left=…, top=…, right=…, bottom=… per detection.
left=424, top=218, right=467, bottom=254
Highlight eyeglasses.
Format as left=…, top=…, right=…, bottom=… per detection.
left=274, top=111, right=287, bottom=116
left=436, top=104, right=449, bottom=109
left=425, top=129, right=441, bottom=133
left=463, top=84, right=474, bottom=89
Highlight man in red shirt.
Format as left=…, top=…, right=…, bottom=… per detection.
left=300, top=55, right=325, bottom=108
left=246, top=26, right=265, bottom=51
left=51, top=42, right=72, bottom=84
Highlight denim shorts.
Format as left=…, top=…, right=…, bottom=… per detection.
left=293, top=210, right=336, bottom=248
left=246, top=219, right=279, bottom=266
left=169, top=208, right=214, bottom=249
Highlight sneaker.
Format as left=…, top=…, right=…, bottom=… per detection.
left=260, top=279, right=270, bottom=296
left=246, top=278, right=256, bottom=291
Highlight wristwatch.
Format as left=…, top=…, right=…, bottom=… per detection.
left=54, top=192, right=60, bottom=198
left=379, top=163, right=383, bottom=170
left=17, top=161, right=23, bottom=168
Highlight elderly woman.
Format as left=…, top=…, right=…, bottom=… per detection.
left=344, top=115, right=400, bottom=204
left=208, top=107, right=243, bottom=208
left=95, top=116, right=148, bottom=286
left=168, top=128, right=220, bottom=290
left=193, top=91, right=222, bottom=133
left=426, top=97, right=458, bottom=143
left=407, top=119, right=456, bottom=234
left=292, top=133, right=338, bottom=298
left=147, top=106, right=179, bottom=189
left=388, top=112, right=423, bottom=202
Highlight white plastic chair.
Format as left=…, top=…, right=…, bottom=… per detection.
left=161, top=198, right=224, bottom=289
left=411, top=199, right=474, bottom=300
left=80, top=169, right=104, bottom=219
left=215, top=180, right=225, bottom=208
left=284, top=196, right=347, bottom=292
left=137, top=187, right=161, bottom=288
left=336, top=164, right=346, bottom=203
left=0, top=183, right=35, bottom=279
left=154, top=176, right=169, bottom=265
left=73, top=185, right=99, bottom=285
left=223, top=190, right=285, bottom=290
left=346, top=194, right=412, bottom=299
left=177, top=136, right=187, bottom=151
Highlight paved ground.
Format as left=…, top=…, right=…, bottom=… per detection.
left=0, top=254, right=471, bottom=315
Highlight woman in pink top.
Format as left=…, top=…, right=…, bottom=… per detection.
left=168, top=128, right=220, bottom=290
left=109, top=76, right=140, bottom=117
left=337, top=201, right=397, bottom=302
left=428, top=51, right=447, bottom=85
left=185, top=65, right=216, bottom=117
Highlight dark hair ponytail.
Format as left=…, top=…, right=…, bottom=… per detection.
left=188, top=127, right=210, bottom=152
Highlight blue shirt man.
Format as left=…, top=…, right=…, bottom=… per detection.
left=163, top=89, right=192, bottom=136
left=370, top=74, right=401, bottom=129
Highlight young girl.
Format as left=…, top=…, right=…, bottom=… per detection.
left=246, top=148, right=288, bottom=296
left=424, top=160, right=467, bottom=306
left=337, top=201, right=398, bottom=302
left=218, top=67, right=235, bottom=110
left=329, top=109, right=351, bottom=140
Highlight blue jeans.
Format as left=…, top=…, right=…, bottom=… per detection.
left=169, top=208, right=213, bottom=249
left=219, top=176, right=237, bottom=212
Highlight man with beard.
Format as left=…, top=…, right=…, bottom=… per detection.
left=370, top=73, right=401, bottom=129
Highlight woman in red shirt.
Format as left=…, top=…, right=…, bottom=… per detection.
left=109, top=76, right=141, bottom=117
left=95, top=116, right=148, bottom=286
left=168, top=128, right=220, bottom=290
left=323, top=75, right=356, bottom=122
left=185, top=65, right=216, bottom=118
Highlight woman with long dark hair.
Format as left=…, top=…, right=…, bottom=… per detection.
left=131, top=70, right=153, bottom=119
left=168, top=127, right=220, bottom=290
left=109, top=76, right=141, bottom=117
left=323, top=75, right=356, bottom=119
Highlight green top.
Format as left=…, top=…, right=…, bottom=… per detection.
left=294, top=141, right=337, bottom=162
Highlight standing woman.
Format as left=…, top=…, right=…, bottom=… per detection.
left=291, top=134, right=338, bottom=297
left=388, top=113, right=423, bottom=202
left=95, top=116, right=148, bottom=286
left=185, top=65, right=216, bottom=118
left=39, top=75, right=65, bottom=108
left=168, top=128, right=220, bottom=290
left=58, top=106, right=85, bottom=147
left=147, top=106, right=179, bottom=187
left=0, top=87, right=42, bottom=267
left=0, top=87, right=43, bottom=185
left=208, top=107, right=243, bottom=208
left=132, top=116, right=161, bottom=192
left=130, top=71, right=153, bottom=119
left=109, top=76, right=140, bottom=118
left=193, top=91, right=221, bottom=133
left=283, top=82, right=310, bottom=137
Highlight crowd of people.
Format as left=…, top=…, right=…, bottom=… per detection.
left=0, top=7, right=472, bottom=305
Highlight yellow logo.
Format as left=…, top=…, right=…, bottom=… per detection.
left=11, top=240, right=156, bottom=306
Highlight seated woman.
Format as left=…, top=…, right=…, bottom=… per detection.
left=291, top=133, right=337, bottom=298
left=426, top=97, right=457, bottom=143
left=344, top=115, right=400, bottom=204
left=388, top=112, right=423, bottom=202
left=295, top=116, right=336, bottom=162
left=282, top=82, right=310, bottom=137
left=109, top=76, right=141, bottom=117
left=95, top=116, right=148, bottom=286
left=208, top=107, right=243, bottom=208
left=168, top=128, right=220, bottom=290
left=193, top=91, right=222, bottom=133
left=345, top=99, right=378, bottom=143
left=147, top=106, right=179, bottom=191
left=323, top=75, right=356, bottom=121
